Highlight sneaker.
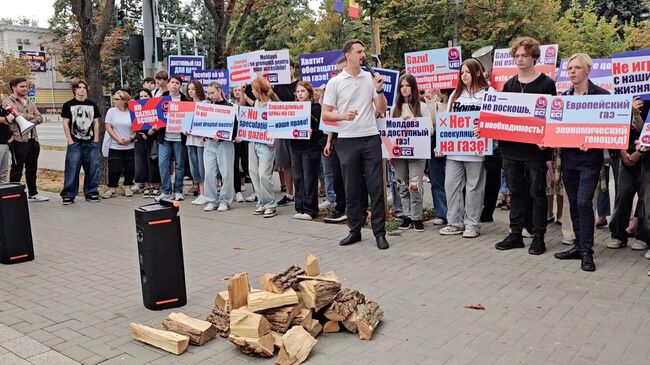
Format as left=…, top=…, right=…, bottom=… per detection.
left=124, top=186, right=134, bottom=197
left=645, top=250, right=650, bottom=260
left=495, top=233, right=525, bottom=250
left=130, top=185, right=141, bottom=195
left=191, top=195, right=207, bottom=205
left=155, top=193, right=171, bottom=202
left=101, top=188, right=117, bottom=199
left=280, top=185, right=287, bottom=192
left=245, top=194, right=258, bottom=202
left=204, top=202, right=217, bottom=211
left=235, top=192, right=245, bottom=203
left=439, top=225, right=463, bottom=235
left=528, top=236, right=546, bottom=255
left=293, top=213, right=312, bottom=220
left=432, top=218, right=447, bottom=225
left=522, top=228, right=534, bottom=238
left=85, top=195, right=100, bottom=203
left=62, top=197, right=75, bottom=205
left=319, top=200, right=334, bottom=210
left=241, top=185, right=246, bottom=192
left=142, top=188, right=151, bottom=198
left=561, top=237, right=575, bottom=245
left=324, top=211, right=347, bottom=223
left=631, top=241, right=648, bottom=251
left=500, top=203, right=510, bottom=211
left=462, top=229, right=480, bottom=238
left=413, top=220, right=425, bottom=232
left=28, top=194, right=49, bottom=202
left=606, top=238, right=626, bottom=249
left=253, top=206, right=265, bottom=215
left=399, top=217, right=412, bottom=230
left=277, top=195, right=294, bottom=206
left=217, top=203, right=229, bottom=212
left=174, top=192, right=184, bottom=201
left=263, top=208, right=277, bottom=218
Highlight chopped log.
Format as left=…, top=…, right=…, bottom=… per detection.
left=324, top=288, right=366, bottom=321
left=247, top=289, right=299, bottom=313
left=276, top=326, right=317, bottom=365
left=229, top=308, right=271, bottom=338
left=322, top=320, right=340, bottom=333
left=291, top=308, right=312, bottom=330
left=306, top=319, right=322, bottom=338
left=259, top=266, right=305, bottom=294
left=205, top=305, right=230, bottom=338
left=305, top=254, right=320, bottom=277
left=341, top=308, right=359, bottom=334
left=298, top=280, right=341, bottom=312
left=297, top=271, right=339, bottom=283
left=215, top=290, right=230, bottom=313
left=271, top=331, right=283, bottom=348
left=356, top=301, right=384, bottom=340
left=129, top=323, right=189, bottom=355
left=228, top=273, right=250, bottom=310
left=261, top=305, right=302, bottom=333
left=228, top=333, right=274, bottom=357
left=161, top=312, right=216, bottom=346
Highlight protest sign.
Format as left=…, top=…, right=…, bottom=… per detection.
left=611, top=48, right=650, bottom=98
left=227, top=49, right=291, bottom=86
left=545, top=94, right=631, bottom=149
left=478, top=91, right=547, bottom=144
left=237, top=106, right=273, bottom=144
left=267, top=102, right=311, bottom=140
left=319, top=110, right=338, bottom=133
left=299, top=50, right=343, bottom=87
left=377, top=118, right=431, bottom=159
left=192, top=69, right=230, bottom=99
left=374, top=67, right=400, bottom=108
left=639, top=119, right=650, bottom=147
left=556, top=58, right=613, bottom=94
left=168, top=55, right=204, bottom=82
left=190, top=103, right=237, bottom=140
left=166, top=101, right=195, bottom=134
left=227, top=51, right=260, bottom=87
left=128, top=96, right=171, bottom=131
left=436, top=111, right=493, bottom=156
left=404, top=46, right=462, bottom=91
left=491, top=44, right=558, bottom=91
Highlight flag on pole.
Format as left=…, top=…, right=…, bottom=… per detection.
left=334, top=0, right=344, bottom=14
left=349, top=0, right=360, bottom=19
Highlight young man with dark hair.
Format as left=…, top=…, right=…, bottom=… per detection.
left=1, top=77, right=46, bottom=201
left=142, top=77, right=155, bottom=91
left=152, top=70, right=169, bottom=97
left=322, top=39, right=389, bottom=250
left=60, top=80, right=101, bottom=204
left=494, top=37, right=557, bottom=255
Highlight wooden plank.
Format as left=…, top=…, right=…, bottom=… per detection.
left=129, top=323, right=189, bottom=355
left=247, top=289, right=299, bottom=313
left=229, top=308, right=271, bottom=338
left=305, top=254, right=320, bottom=277
left=276, top=326, right=317, bottom=365
left=228, top=273, right=250, bottom=310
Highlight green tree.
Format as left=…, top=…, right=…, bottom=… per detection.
left=0, top=50, right=32, bottom=98
left=594, top=0, right=649, bottom=25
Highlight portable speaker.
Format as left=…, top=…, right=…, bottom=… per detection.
left=0, top=183, right=34, bottom=264
left=134, top=200, right=187, bottom=310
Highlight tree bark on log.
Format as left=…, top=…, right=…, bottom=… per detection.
left=341, top=308, right=359, bottom=334
left=260, top=305, right=302, bottom=333
left=325, top=288, right=365, bottom=321
left=259, top=265, right=305, bottom=293
left=161, top=312, right=216, bottom=346
left=228, top=333, right=274, bottom=357
left=205, top=305, right=230, bottom=338
left=356, top=301, right=384, bottom=340
left=298, top=280, right=341, bottom=312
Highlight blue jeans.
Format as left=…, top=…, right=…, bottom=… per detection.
left=428, top=156, right=447, bottom=219
left=249, top=142, right=276, bottom=209
left=321, top=153, right=336, bottom=204
left=158, top=141, right=185, bottom=195
left=187, top=145, right=205, bottom=184
left=60, top=142, right=100, bottom=199
left=388, top=162, right=403, bottom=216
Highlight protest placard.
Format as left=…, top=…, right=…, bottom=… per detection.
left=190, top=103, right=237, bottom=141
left=377, top=118, right=431, bottom=159
left=319, top=110, right=338, bottom=133
left=166, top=101, right=195, bottom=134
left=128, top=96, right=171, bottom=131
left=374, top=67, right=400, bottom=108
left=478, top=91, right=547, bottom=144
left=404, top=47, right=462, bottom=91
left=237, top=106, right=273, bottom=144
left=545, top=94, right=632, bottom=149
left=168, top=55, right=204, bottom=82
left=192, top=69, right=230, bottom=99
left=267, top=102, right=311, bottom=140
left=556, top=58, right=613, bottom=94
left=227, top=51, right=260, bottom=87
left=436, top=111, right=493, bottom=156
left=491, top=44, right=558, bottom=91
left=611, top=48, right=650, bottom=98
left=639, top=118, right=650, bottom=147
left=299, top=50, right=343, bottom=87
left=227, top=49, right=291, bottom=86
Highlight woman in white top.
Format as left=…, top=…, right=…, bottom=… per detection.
left=101, top=90, right=136, bottom=198
left=186, top=80, right=207, bottom=205
left=439, top=59, right=493, bottom=238
left=392, top=74, right=432, bottom=232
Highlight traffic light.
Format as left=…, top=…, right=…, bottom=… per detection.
left=117, top=10, right=125, bottom=28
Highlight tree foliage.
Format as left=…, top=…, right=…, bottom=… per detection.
left=0, top=50, right=32, bottom=98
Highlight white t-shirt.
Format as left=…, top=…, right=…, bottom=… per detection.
left=323, top=69, right=379, bottom=138
left=446, top=87, right=494, bottom=162
left=397, top=101, right=433, bottom=133
left=105, top=107, right=134, bottom=150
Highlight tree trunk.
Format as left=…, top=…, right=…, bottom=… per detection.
left=83, top=45, right=109, bottom=184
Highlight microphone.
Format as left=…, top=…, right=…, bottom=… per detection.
left=361, top=59, right=377, bottom=77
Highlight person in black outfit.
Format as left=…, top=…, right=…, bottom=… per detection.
left=494, top=37, right=557, bottom=255
left=553, top=53, right=610, bottom=271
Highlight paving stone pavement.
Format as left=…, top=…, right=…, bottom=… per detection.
left=1, top=189, right=650, bottom=365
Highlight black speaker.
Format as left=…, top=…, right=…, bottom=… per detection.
left=0, top=183, right=34, bottom=264
left=129, top=35, right=144, bottom=62
left=135, top=200, right=186, bottom=310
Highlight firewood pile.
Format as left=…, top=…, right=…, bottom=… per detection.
left=129, top=254, right=384, bottom=364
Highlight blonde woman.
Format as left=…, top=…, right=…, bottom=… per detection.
left=101, top=90, right=136, bottom=198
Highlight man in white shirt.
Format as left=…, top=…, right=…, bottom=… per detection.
left=322, top=39, right=389, bottom=250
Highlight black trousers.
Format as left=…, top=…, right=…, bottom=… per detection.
left=329, top=139, right=368, bottom=216
left=562, top=162, right=600, bottom=254
left=637, top=163, right=650, bottom=245
left=481, top=147, right=502, bottom=221
left=291, top=147, right=321, bottom=217
left=336, top=135, right=385, bottom=237
left=609, top=162, right=642, bottom=243
left=10, top=139, right=40, bottom=196
left=134, top=136, right=161, bottom=184
left=108, top=148, right=135, bottom=188
left=502, top=158, right=548, bottom=237
left=233, top=141, right=242, bottom=193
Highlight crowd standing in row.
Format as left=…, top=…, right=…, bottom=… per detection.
left=1, top=37, right=649, bottom=272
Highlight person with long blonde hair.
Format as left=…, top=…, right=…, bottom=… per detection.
left=101, top=89, right=136, bottom=198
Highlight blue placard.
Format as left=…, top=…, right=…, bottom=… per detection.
left=299, top=50, right=344, bottom=87
left=373, top=67, right=400, bottom=108
left=168, top=55, right=205, bottom=83
left=192, top=69, right=230, bottom=99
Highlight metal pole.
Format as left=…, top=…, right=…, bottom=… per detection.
left=119, top=58, right=124, bottom=87
left=142, top=0, right=155, bottom=77
left=49, top=55, right=55, bottom=111
left=176, top=31, right=181, bottom=55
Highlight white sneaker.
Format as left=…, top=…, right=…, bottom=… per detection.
left=439, top=225, right=463, bottom=235
left=432, top=218, right=446, bottom=225
left=245, top=194, right=257, bottom=202
left=192, top=195, right=207, bottom=205
left=522, top=228, right=534, bottom=238
left=28, top=194, right=49, bottom=202
left=174, top=192, right=184, bottom=201
left=204, top=202, right=217, bottom=211
left=262, top=208, right=277, bottom=218
left=130, top=185, right=141, bottom=194
left=253, top=206, right=265, bottom=215
left=645, top=250, right=650, bottom=260
left=124, top=186, right=134, bottom=197
left=155, top=193, right=171, bottom=202
left=606, top=238, right=625, bottom=249
left=631, top=241, right=648, bottom=251
left=319, top=200, right=334, bottom=210
left=241, top=185, right=247, bottom=192
left=561, top=237, right=575, bottom=245
left=462, top=229, right=480, bottom=238
left=101, top=188, right=116, bottom=199
left=235, top=192, right=245, bottom=203
left=296, top=213, right=313, bottom=221
left=217, top=203, right=229, bottom=212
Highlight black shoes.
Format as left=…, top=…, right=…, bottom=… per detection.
left=554, top=246, right=581, bottom=260
left=376, top=235, right=389, bottom=250
left=339, top=232, right=362, bottom=246
left=324, top=211, right=347, bottom=223
left=580, top=253, right=596, bottom=272
left=399, top=217, right=412, bottom=230
left=413, top=220, right=425, bottom=232
left=528, top=236, right=546, bottom=255
left=277, top=195, right=294, bottom=206
left=555, top=247, right=596, bottom=271
left=495, top=233, right=525, bottom=250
